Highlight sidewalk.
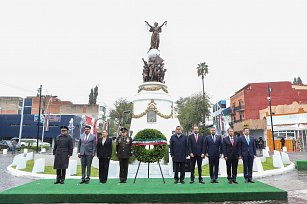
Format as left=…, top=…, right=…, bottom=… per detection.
left=258, top=151, right=307, bottom=204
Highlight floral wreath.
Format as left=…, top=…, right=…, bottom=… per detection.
left=132, top=129, right=167, bottom=163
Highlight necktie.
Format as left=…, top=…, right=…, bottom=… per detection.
left=85, top=135, right=88, bottom=142
left=212, top=135, right=215, bottom=143
left=230, top=137, right=234, bottom=146
left=246, top=136, right=250, bottom=145
left=195, top=134, right=198, bottom=142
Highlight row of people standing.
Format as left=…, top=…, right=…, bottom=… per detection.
left=170, top=126, right=256, bottom=185
left=53, top=126, right=132, bottom=184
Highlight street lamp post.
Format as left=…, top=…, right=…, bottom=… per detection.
left=267, top=84, right=275, bottom=150
left=36, top=85, right=42, bottom=153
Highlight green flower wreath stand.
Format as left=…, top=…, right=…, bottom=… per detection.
left=132, top=129, right=168, bottom=184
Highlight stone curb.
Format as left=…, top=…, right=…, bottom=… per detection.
left=7, top=162, right=295, bottom=180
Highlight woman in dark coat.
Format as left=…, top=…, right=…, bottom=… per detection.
left=96, top=130, right=113, bottom=183
left=53, top=126, right=73, bottom=184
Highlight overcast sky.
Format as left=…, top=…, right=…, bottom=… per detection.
left=1, top=0, right=307, bottom=110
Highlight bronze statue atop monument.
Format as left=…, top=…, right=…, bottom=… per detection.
left=142, top=21, right=168, bottom=83
left=145, top=21, right=167, bottom=51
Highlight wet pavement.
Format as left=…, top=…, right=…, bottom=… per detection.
left=0, top=153, right=32, bottom=192
left=257, top=152, right=307, bottom=204
left=0, top=151, right=306, bottom=203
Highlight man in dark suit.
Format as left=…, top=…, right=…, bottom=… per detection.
left=204, top=127, right=222, bottom=183
left=238, top=127, right=257, bottom=183
left=53, top=126, right=73, bottom=184
left=188, top=126, right=205, bottom=184
left=170, top=126, right=188, bottom=184
left=222, top=128, right=239, bottom=184
left=116, top=127, right=132, bottom=183
left=96, top=130, right=113, bottom=183
left=77, top=125, right=97, bottom=184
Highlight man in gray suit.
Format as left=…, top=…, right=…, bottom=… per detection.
left=78, top=125, right=96, bottom=184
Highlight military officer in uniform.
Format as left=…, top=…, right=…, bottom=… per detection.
left=53, top=126, right=73, bottom=184
left=116, top=127, right=132, bottom=183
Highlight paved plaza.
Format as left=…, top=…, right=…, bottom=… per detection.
left=0, top=151, right=307, bottom=204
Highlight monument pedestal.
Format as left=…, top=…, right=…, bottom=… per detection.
left=130, top=82, right=180, bottom=140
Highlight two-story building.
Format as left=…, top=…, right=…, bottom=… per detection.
left=230, top=81, right=307, bottom=150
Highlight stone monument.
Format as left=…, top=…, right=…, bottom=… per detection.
left=130, top=21, right=180, bottom=141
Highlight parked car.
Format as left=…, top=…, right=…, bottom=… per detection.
left=32, top=141, right=51, bottom=147
left=20, top=139, right=37, bottom=147
left=0, top=140, right=21, bottom=151
left=20, top=139, right=50, bottom=148
left=0, top=141, right=10, bottom=150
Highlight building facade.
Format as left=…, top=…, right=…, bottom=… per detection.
left=230, top=81, right=307, bottom=149
left=212, top=100, right=230, bottom=135
left=0, top=97, right=23, bottom=115
left=260, top=102, right=307, bottom=151
left=0, top=96, right=99, bottom=144
left=30, top=96, right=99, bottom=119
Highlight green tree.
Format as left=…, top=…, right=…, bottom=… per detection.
left=106, top=118, right=118, bottom=138
left=109, top=98, right=133, bottom=130
left=88, top=86, right=99, bottom=104
left=293, top=77, right=303, bottom=85
left=297, top=77, right=303, bottom=85
left=176, top=93, right=210, bottom=134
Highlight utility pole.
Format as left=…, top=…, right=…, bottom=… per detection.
left=36, top=85, right=42, bottom=153
left=18, top=98, right=25, bottom=145
left=267, top=84, right=275, bottom=150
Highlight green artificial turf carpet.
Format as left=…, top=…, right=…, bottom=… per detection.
left=0, top=178, right=287, bottom=203
left=296, top=160, right=307, bottom=171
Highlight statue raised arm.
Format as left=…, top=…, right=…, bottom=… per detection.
left=159, top=21, right=167, bottom=28
left=145, top=21, right=153, bottom=28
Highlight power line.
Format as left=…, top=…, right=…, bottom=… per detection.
left=0, top=81, right=36, bottom=94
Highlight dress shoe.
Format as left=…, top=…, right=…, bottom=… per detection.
left=54, top=180, right=60, bottom=184
left=199, top=180, right=205, bottom=184
left=60, top=180, right=64, bottom=184
left=119, top=180, right=124, bottom=183
left=80, top=180, right=86, bottom=184
left=85, top=180, right=90, bottom=184
left=214, top=180, right=219, bottom=183
left=190, top=180, right=194, bottom=184
left=232, top=180, right=238, bottom=184
left=228, top=180, right=233, bottom=184
left=248, top=180, right=255, bottom=183
left=180, top=180, right=185, bottom=184
left=210, top=180, right=215, bottom=183
left=174, top=180, right=178, bottom=184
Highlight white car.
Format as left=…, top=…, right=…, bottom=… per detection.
left=20, top=139, right=50, bottom=147
left=32, top=141, right=51, bottom=147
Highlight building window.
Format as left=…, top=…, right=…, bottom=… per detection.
left=147, top=110, right=156, bottom=123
